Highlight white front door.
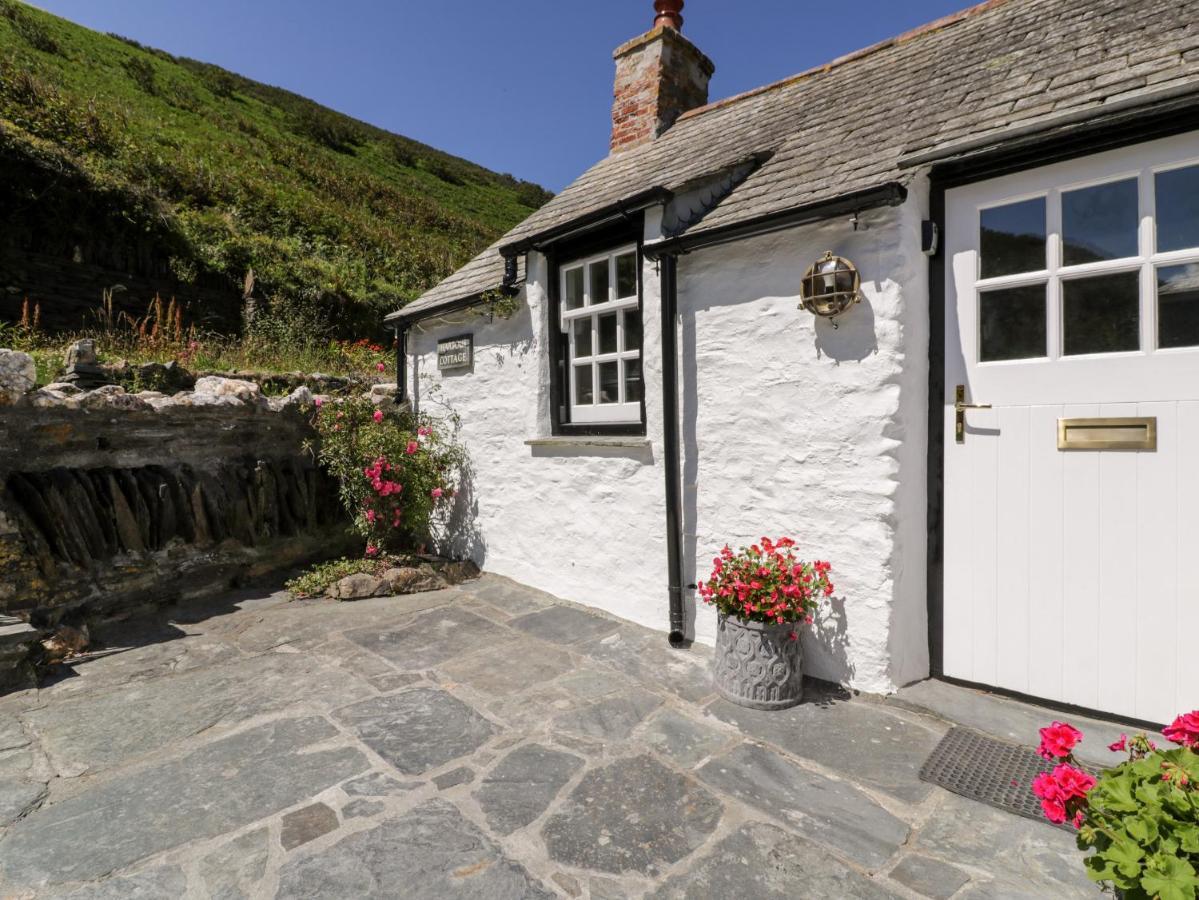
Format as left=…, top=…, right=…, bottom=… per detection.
left=943, top=132, right=1199, bottom=724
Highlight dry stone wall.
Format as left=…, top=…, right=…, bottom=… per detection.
left=0, top=362, right=350, bottom=625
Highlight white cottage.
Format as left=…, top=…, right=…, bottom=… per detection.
left=387, top=0, right=1199, bottom=724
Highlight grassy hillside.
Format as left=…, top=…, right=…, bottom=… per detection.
left=0, top=0, right=550, bottom=334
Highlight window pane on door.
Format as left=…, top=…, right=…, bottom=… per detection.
left=574, top=366, right=594, bottom=405
left=624, top=358, right=643, bottom=403
left=572, top=318, right=592, bottom=357
left=980, top=198, right=1045, bottom=278
left=597, top=362, right=619, bottom=404
left=1156, top=165, right=1199, bottom=253
left=623, top=310, right=642, bottom=351
left=598, top=313, right=618, bottom=354
left=1062, top=178, right=1138, bottom=265
left=616, top=252, right=638, bottom=298
left=564, top=267, right=584, bottom=310
left=979, top=284, right=1046, bottom=361
left=1158, top=263, right=1199, bottom=349
left=588, top=260, right=610, bottom=305
left=1062, top=271, right=1140, bottom=356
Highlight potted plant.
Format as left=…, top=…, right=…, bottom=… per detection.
left=699, top=537, right=833, bottom=710
left=1030, top=711, right=1199, bottom=900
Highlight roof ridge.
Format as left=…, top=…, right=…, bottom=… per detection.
left=677, top=0, right=1013, bottom=123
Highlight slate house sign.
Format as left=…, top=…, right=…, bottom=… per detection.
left=437, top=334, right=473, bottom=371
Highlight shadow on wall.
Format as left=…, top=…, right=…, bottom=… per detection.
left=813, top=295, right=878, bottom=362
left=436, top=451, right=486, bottom=566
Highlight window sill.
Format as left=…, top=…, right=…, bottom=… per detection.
left=524, top=436, right=651, bottom=449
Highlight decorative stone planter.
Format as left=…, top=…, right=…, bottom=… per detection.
left=712, top=614, right=804, bottom=710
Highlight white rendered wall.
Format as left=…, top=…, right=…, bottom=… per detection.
left=410, top=184, right=930, bottom=693
left=409, top=244, right=674, bottom=638
left=677, top=185, right=931, bottom=692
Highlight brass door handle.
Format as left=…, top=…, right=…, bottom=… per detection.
left=954, top=384, right=991, bottom=444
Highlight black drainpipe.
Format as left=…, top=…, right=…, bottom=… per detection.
left=395, top=324, right=408, bottom=404
left=659, top=253, right=686, bottom=646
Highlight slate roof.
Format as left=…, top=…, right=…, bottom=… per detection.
left=389, top=0, right=1199, bottom=323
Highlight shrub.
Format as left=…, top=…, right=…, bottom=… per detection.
left=310, top=396, right=463, bottom=555
left=122, top=56, right=157, bottom=95
left=1031, top=713, right=1199, bottom=900
left=1, top=1, right=60, bottom=54
left=285, top=556, right=381, bottom=598
left=292, top=107, right=364, bottom=154
left=698, top=537, right=833, bottom=627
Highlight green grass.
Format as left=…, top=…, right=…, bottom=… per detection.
left=0, top=1, right=550, bottom=333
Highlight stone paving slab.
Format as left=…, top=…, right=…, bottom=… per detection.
left=648, top=821, right=902, bottom=899
left=697, top=742, right=910, bottom=870
left=0, top=716, right=368, bottom=891
left=705, top=693, right=946, bottom=803
left=334, top=688, right=496, bottom=776
left=0, top=575, right=1101, bottom=899
left=275, top=800, right=554, bottom=899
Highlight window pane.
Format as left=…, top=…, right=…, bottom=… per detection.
left=979, top=284, right=1046, bottom=362
left=588, top=259, right=609, bottom=305
left=574, top=365, right=594, bottom=405
left=1062, top=271, right=1140, bottom=356
left=1156, top=165, right=1199, bottom=253
left=623, top=310, right=642, bottom=351
left=616, top=252, right=638, bottom=298
left=1158, top=263, right=1199, bottom=349
left=572, top=318, right=592, bottom=357
left=1062, top=178, right=1138, bottom=265
left=597, top=362, right=619, bottom=404
left=624, top=358, right=643, bottom=404
left=564, top=267, right=584, bottom=310
left=980, top=198, right=1045, bottom=278
left=598, top=313, right=618, bottom=354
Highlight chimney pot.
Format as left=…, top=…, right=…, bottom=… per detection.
left=654, top=0, right=684, bottom=30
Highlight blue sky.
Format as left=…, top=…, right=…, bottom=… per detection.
left=30, top=0, right=971, bottom=192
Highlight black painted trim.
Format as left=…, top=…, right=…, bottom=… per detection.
left=498, top=187, right=671, bottom=258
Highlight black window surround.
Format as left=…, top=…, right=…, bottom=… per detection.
left=546, top=220, right=648, bottom=437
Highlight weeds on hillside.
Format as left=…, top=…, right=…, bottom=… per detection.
left=5, top=294, right=392, bottom=384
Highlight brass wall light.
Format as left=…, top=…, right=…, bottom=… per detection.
left=800, top=251, right=860, bottom=326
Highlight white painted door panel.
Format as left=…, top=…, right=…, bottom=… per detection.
left=943, top=132, right=1199, bottom=723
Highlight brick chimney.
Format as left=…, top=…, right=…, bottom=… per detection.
left=610, top=0, right=714, bottom=154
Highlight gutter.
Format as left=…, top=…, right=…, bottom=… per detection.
left=498, top=187, right=673, bottom=258
left=644, top=182, right=907, bottom=260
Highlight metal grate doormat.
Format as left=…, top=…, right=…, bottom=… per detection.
left=919, top=726, right=1083, bottom=828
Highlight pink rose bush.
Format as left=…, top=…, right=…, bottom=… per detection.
left=1031, top=711, right=1199, bottom=898
left=311, top=395, right=463, bottom=555
left=698, top=537, right=833, bottom=637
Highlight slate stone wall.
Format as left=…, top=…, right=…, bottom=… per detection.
left=0, top=401, right=348, bottom=624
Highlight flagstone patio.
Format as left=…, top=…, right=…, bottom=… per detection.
left=0, top=575, right=1099, bottom=898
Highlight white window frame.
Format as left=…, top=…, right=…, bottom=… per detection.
left=973, top=154, right=1199, bottom=366
left=559, top=244, right=643, bottom=425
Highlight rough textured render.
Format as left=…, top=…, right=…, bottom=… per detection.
left=412, top=190, right=929, bottom=693
left=610, top=26, right=713, bottom=153
left=395, top=0, right=1199, bottom=316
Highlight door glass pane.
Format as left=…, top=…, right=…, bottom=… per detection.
left=624, top=358, right=643, bottom=403
left=574, top=365, right=594, bottom=405
left=1158, top=263, right=1199, bottom=349
left=980, top=198, right=1045, bottom=278
left=564, top=267, right=584, bottom=310
left=1062, top=178, right=1138, bottom=265
left=1156, top=165, right=1199, bottom=253
left=1062, top=271, right=1140, bottom=356
left=616, top=252, right=638, bottom=298
left=623, top=310, right=642, bottom=351
left=979, top=284, right=1046, bottom=361
left=597, top=362, right=619, bottom=404
left=598, top=312, right=618, bottom=354
left=588, top=260, right=609, bottom=305
left=572, top=318, right=592, bottom=358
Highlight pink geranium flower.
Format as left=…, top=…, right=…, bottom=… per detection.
left=1051, top=764, right=1096, bottom=800
left=313, top=396, right=323, bottom=407
left=1163, top=710, right=1199, bottom=748
left=373, top=410, right=384, bottom=423
left=406, top=441, right=418, bottom=455
left=430, top=487, right=443, bottom=499
left=1038, top=722, right=1083, bottom=760
left=376, top=362, right=386, bottom=372
left=1108, top=734, right=1127, bottom=753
